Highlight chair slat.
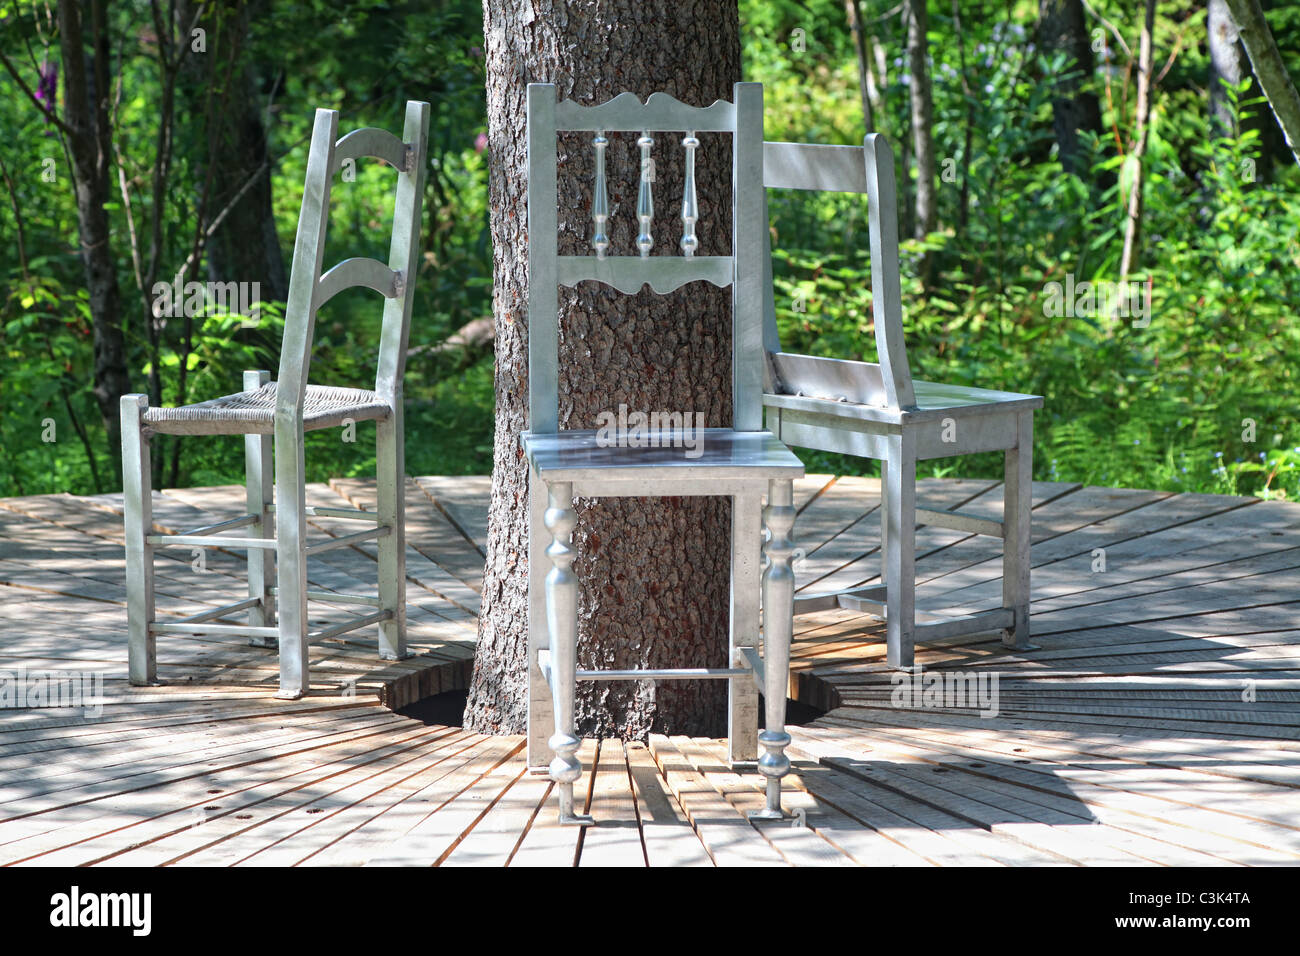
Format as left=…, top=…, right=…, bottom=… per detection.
left=315, top=256, right=400, bottom=308
left=556, top=255, right=731, bottom=294
left=554, top=90, right=737, bottom=132
left=763, top=142, right=868, bottom=192
left=330, top=127, right=410, bottom=175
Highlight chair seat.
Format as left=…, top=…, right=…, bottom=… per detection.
left=141, top=382, right=392, bottom=436
left=522, top=428, right=804, bottom=483
left=912, top=379, right=1043, bottom=416
left=764, top=378, right=1041, bottom=426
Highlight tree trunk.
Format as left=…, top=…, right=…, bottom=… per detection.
left=463, top=0, right=742, bottom=739
left=1208, top=0, right=1284, bottom=184
left=1120, top=0, right=1156, bottom=279
left=59, top=0, right=130, bottom=479
left=1037, top=0, right=1105, bottom=181
left=179, top=0, right=288, bottom=302
left=905, top=0, right=935, bottom=280
left=1223, top=0, right=1300, bottom=168
left=845, top=0, right=874, bottom=133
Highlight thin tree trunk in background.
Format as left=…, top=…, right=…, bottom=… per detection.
left=1037, top=0, right=1105, bottom=182
left=845, top=0, right=874, bottom=133
left=905, top=0, right=935, bottom=281
left=951, top=0, right=974, bottom=233
left=1207, top=0, right=1281, bottom=184
left=1209, top=0, right=1248, bottom=136
left=58, top=0, right=130, bottom=480
left=464, top=0, right=742, bottom=739
left=1223, top=0, right=1300, bottom=168
left=1120, top=0, right=1156, bottom=278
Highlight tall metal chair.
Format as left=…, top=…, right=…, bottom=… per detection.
left=121, top=101, right=430, bottom=699
left=523, top=83, right=805, bottom=824
left=760, top=135, right=1041, bottom=668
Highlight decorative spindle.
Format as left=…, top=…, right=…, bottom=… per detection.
left=680, top=131, right=699, bottom=257
left=752, top=478, right=796, bottom=821
left=636, top=131, right=654, bottom=258
left=592, top=132, right=610, bottom=260
left=544, top=481, right=593, bottom=826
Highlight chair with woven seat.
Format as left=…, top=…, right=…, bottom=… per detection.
left=121, top=100, right=429, bottom=699
left=523, top=82, right=805, bottom=825
left=759, top=134, right=1042, bottom=669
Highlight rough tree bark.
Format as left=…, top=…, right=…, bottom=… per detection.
left=58, top=0, right=131, bottom=478
left=1037, top=0, right=1105, bottom=181
left=1223, top=0, right=1300, bottom=169
left=463, top=0, right=743, bottom=739
left=1120, top=0, right=1156, bottom=279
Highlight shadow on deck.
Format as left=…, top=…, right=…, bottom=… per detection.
left=0, top=475, right=1297, bottom=865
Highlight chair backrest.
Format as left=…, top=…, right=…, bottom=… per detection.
left=525, top=82, right=768, bottom=434
left=760, top=135, right=915, bottom=409
left=277, top=100, right=430, bottom=416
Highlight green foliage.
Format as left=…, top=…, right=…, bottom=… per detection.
left=749, top=0, right=1300, bottom=500
left=1, top=0, right=1298, bottom=503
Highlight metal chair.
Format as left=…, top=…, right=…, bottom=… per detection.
left=121, top=101, right=430, bottom=699
left=523, top=83, right=805, bottom=824
left=759, top=135, right=1041, bottom=668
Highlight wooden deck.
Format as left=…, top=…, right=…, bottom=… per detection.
left=1, top=475, right=1297, bottom=866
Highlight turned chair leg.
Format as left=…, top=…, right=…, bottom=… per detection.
left=752, top=478, right=796, bottom=820
left=376, top=413, right=408, bottom=661
left=728, top=492, right=762, bottom=766
left=544, top=481, right=593, bottom=825
left=526, top=469, right=554, bottom=770
left=883, top=436, right=917, bottom=669
left=1002, top=411, right=1034, bottom=649
left=244, top=371, right=276, bottom=647
left=122, top=395, right=157, bottom=686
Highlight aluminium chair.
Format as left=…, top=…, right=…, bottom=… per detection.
left=759, top=135, right=1041, bottom=668
left=121, top=100, right=430, bottom=699
left=523, top=82, right=805, bottom=824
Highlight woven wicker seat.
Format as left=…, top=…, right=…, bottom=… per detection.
left=121, top=101, right=430, bottom=700
left=141, top=383, right=392, bottom=436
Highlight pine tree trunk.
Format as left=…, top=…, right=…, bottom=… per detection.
left=179, top=0, right=288, bottom=302
left=463, top=0, right=742, bottom=740
left=1037, top=0, right=1105, bottom=182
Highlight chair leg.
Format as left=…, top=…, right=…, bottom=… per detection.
left=752, top=478, right=796, bottom=820
left=244, top=371, right=275, bottom=647
left=527, top=467, right=554, bottom=770
left=884, top=434, right=917, bottom=668
left=1002, top=411, right=1034, bottom=649
left=376, top=413, right=408, bottom=660
left=121, top=395, right=156, bottom=686
left=543, top=481, right=592, bottom=826
left=275, top=423, right=310, bottom=699
left=879, top=459, right=888, bottom=571
left=727, top=492, right=761, bottom=766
